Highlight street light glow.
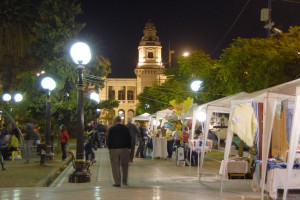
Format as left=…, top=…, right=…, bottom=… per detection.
left=14, top=93, right=23, bottom=102
left=90, top=92, right=100, bottom=103
left=2, top=93, right=11, bottom=102
left=190, top=80, right=202, bottom=92
left=196, top=111, right=206, bottom=122
left=183, top=52, right=190, bottom=57
left=41, top=77, right=56, bottom=91
left=70, top=42, right=91, bottom=65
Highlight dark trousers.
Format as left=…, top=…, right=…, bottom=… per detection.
left=135, top=139, right=145, bottom=157
left=95, top=133, right=101, bottom=148
left=61, top=143, right=67, bottom=160
left=167, top=139, right=174, bottom=158
left=85, top=150, right=95, bottom=160
left=187, top=149, right=199, bottom=166
left=0, top=153, right=5, bottom=170
left=130, top=140, right=136, bottom=162
left=1, top=147, right=17, bottom=160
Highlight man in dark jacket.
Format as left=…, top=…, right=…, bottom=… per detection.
left=107, top=116, right=131, bottom=187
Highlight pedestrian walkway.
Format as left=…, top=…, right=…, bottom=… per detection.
left=0, top=148, right=262, bottom=200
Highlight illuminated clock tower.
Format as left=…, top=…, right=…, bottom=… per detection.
left=134, top=20, right=166, bottom=95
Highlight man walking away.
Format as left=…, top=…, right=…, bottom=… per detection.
left=107, top=116, right=131, bottom=187
left=126, top=121, right=139, bottom=162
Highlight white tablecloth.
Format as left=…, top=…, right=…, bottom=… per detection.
left=152, top=137, right=168, bottom=159
left=219, top=160, right=248, bottom=175
left=252, top=168, right=300, bottom=199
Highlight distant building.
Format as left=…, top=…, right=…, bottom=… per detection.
left=99, top=20, right=166, bottom=124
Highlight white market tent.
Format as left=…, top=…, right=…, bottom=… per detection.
left=132, top=112, right=151, bottom=122
left=150, top=108, right=176, bottom=131
left=155, top=108, right=175, bottom=119
left=190, top=92, right=249, bottom=178
left=221, top=78, right=300, bottom=200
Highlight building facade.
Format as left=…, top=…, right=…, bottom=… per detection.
left=99, top=20, right=166, bottom=123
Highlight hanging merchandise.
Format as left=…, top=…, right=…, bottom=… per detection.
left=230, top=104, right=258, bottom=147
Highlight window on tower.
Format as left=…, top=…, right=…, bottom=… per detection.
left=148, top=52, right=153, bottom=58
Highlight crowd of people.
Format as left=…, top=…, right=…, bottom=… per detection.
left=0, top=123, right=40, bottom=164
left=0, top=114, right=220, bottom=188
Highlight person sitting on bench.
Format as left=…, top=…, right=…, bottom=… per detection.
left=1, top=129, right=19, bottom=160
left=84, top=137, right=97, bottom=163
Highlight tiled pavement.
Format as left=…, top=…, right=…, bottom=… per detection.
left=0, top=148, right=264, bottom=200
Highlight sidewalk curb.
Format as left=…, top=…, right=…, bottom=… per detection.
left=35, top=155, right=72, bottom=187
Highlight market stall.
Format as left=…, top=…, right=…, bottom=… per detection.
left=151, top=109, right=174, bottom=159
left=190, top=92, right=248, bottom=179
left=221, top=79, right=300, bottom=200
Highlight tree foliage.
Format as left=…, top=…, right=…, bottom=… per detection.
left=138, top=27, right=300, bottom=114
left=6, top=0, right=115, bottom=135
left=216, top=27, right=300, bottom=94
left=0, top=0, right=37, bottom=91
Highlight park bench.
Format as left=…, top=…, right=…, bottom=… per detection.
left=68, top=150, right=95, bottom=174
left=38, top=144, right=54, bottom=165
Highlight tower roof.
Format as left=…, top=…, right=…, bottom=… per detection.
left=140, top=20, right=160, bottom=45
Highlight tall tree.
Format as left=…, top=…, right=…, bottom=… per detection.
left=15, top=0, right=86, bottom=134
left=0, top=0, right=36, bottom=91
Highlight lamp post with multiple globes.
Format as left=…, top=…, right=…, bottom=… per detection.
left=2, top=93, right=23, bottom=113
left=69, top=42, right=92, bottom=183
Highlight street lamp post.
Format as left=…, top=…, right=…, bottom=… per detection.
left=41, top=77, right=56, bottom=153
left=69, top=42, right=91, bottom=183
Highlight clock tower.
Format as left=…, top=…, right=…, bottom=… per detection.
left=134, top=20, right=166, bottom=95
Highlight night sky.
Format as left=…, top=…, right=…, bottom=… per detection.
left=78, top=0, right=300, bottom=78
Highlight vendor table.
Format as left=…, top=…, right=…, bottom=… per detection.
left=219, top=160, right=249, bottom=179
left=152, top=137, right=168, bottom=159
left=252, top=168, right=300, bottom=199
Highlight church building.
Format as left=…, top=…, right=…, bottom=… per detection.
left=99, top=20, right=166, bottom=123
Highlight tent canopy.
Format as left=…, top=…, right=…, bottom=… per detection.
left=155, top=108, right=175, bottom=119
left=191, top=92, right=249, bottom=138
left=222, top=78, right=300, bottom=200
left=132, top=112, right=151, bottom=122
